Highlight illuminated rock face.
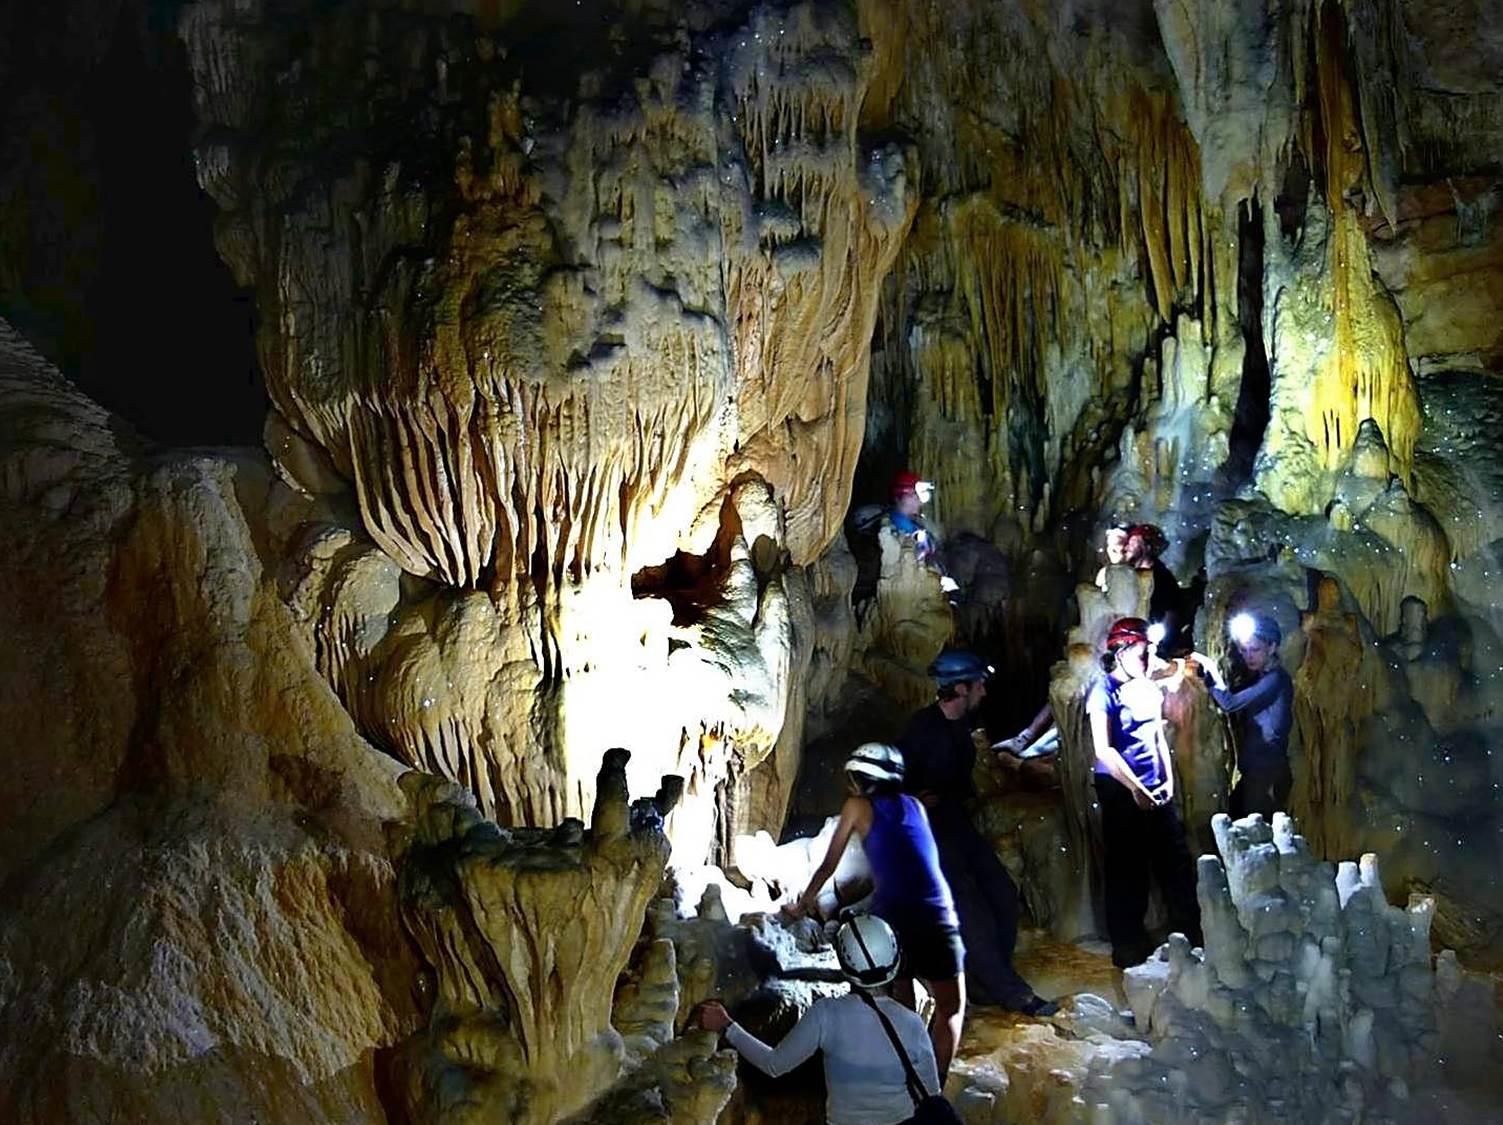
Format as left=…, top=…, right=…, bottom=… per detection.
left=0, top=322, right=424, bottom=1123
left=180, top=0, right=915, bottom=847
left=947, top=815, right=1502, bottom=1124
left=389, top=752, right=725, bottom=1124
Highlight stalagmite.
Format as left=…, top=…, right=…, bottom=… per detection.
left=390, top=750, right=681, bottom=1124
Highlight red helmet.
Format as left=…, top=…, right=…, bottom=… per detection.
left=1106, top=617, right=1150, bottom=651
left=891, top=470, right=923, bottom=500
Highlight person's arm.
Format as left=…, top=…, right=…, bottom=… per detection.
left=1207, top=668, right=1283, bottom=714
left=1190, top=652, right=1227, bottom=691
left=994, top=702, right=1054, bottom=753
left=699, top=1000, right=825, bottom=1077
left=725, top=1003, right=825, bottom=1076
left=1153, top=723, right=1175, bottom=804
left=787, top=797, right=864, bottom=916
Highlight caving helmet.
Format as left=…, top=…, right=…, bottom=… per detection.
left=844, top=742, right=905, bottom=785
left=1106, top=617, right=1151, bottom=652
left=834, top=914, right=902, bottom=990
left=890, top=470, right=933, bottom=503
left=928, top=649, right=993, bottom=687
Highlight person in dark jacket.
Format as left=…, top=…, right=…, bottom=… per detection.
left=896, top=650, right=1056, bottom=1016
left=1126, top=524, right=1208, bottom=658
left=1195, top=612, right=1295, bottom=819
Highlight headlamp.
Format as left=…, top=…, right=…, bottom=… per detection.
left=1229, top=613, right=1257, bottom=645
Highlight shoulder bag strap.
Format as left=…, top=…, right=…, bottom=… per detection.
left=856, top=989, right=931, bottom=1107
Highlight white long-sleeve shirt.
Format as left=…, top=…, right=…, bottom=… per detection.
left=724, top=992, right=940, bottom=1125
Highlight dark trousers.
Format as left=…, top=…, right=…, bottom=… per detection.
left=1230, top=762, right=1293, bottom=820
left=931, top=813, right=1035, bottom=1008
left=1094, top=775, right=1203, bottom=968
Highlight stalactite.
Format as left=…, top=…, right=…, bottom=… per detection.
left=1301, top=0, right=1421, bottom=484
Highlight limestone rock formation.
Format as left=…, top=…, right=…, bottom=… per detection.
left=0, top=321, right=424, bottom=1123
left=389, top=751, right=715, bottom=1124
left=1081, top=813, right=1500, bottom=1122
left=178, top=0, right=919, bottom=850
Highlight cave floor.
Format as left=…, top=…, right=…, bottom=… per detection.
left=946, top=936, right=1140, bottom=1123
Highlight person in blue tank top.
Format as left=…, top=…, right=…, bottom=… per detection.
left=1088, top=617, right=1203, bottom=968
left=785, top=742, right=967, bottom=1079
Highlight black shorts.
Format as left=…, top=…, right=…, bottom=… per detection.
left=896, top=921, right=965, bottom=982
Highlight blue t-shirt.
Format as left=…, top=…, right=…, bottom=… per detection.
left=1086, top=675, right=1165, bottom=788
left=865, top=794, right=959, bottom=931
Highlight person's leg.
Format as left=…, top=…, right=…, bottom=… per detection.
left=1096, top=776, right=1153, bottom=966
left=1270, top=762, right=1293, bottom=816
left=1228, top=774, right=1248, bottom=820
left=935, top=822, right=1037, bottom=1008
left=1148, top=804, right=1204, bottom=947
left=924, top=974, right=966, bottom=1082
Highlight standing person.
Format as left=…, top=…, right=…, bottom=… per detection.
left=1088, top=617, right=1204, bottom=968
left=898, top=650, right=1056, bottom=1016
left=698, top=914, right=946, bottom=1125
left=886, top=470, right=936, bottom=560
left=1194, top=612, right=1294, bottom=819
left=886, top=470, right=958, bottom=593
left=1124, top=524, right=1186, bottom=648
left=786, top=743, right=967, bottom=1077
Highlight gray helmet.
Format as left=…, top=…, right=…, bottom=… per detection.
left=845, top=742, right=904, bottom=785
left=835, top=914, right=902, bottom=989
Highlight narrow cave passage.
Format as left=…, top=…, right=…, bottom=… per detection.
left=1225, top=196, right=1273, bottom=487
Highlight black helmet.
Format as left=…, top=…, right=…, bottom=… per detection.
left=928, top=649, right=993, bottom=687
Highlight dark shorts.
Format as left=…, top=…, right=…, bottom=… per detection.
left=895, top=921, right=965, bottom=983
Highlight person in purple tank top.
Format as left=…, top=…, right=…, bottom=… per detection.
left=785, top=742, right=967, bottom=1080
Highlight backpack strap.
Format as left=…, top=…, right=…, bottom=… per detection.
left=855, top=989, right=931, bottom=1108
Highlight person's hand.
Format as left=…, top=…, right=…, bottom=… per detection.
left=698, top=1000, right=732, bottom=1033
left=781, top=895, right=812, bottom=920
left=991, top=736, right=1024, bottom=755
left=939, top=575, right=959, bottom=593
left=919, top=791, right=941, bottom=810
left=1132, top=787, right=1157, bottom=810
left=1191, top=653, right=1224, bottom=688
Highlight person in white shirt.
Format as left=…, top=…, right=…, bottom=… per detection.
left=697, top=915, right=943, bottom=1125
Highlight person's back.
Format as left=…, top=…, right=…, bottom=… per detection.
left=864, top=792, right=956, bottom=927
left=804, top=993, right=940, bottom=1125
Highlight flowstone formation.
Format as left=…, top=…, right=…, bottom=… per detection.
left=180, top=0, right=917, bottom=852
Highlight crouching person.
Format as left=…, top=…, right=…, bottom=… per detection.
left=698, top=915, right=958, bottom=1125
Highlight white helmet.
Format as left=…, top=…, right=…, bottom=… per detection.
left=835, top=914, right=902, bottom=990
left=844, top=742, right=905, bottom=785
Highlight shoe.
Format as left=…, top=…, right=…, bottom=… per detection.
left=1018, top=995, right=1059, bottom=1017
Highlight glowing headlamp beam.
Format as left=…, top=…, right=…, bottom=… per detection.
left=1229, top=613, right=1258, bottom=645
left=1146, top=621, right=1167, bottom=646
